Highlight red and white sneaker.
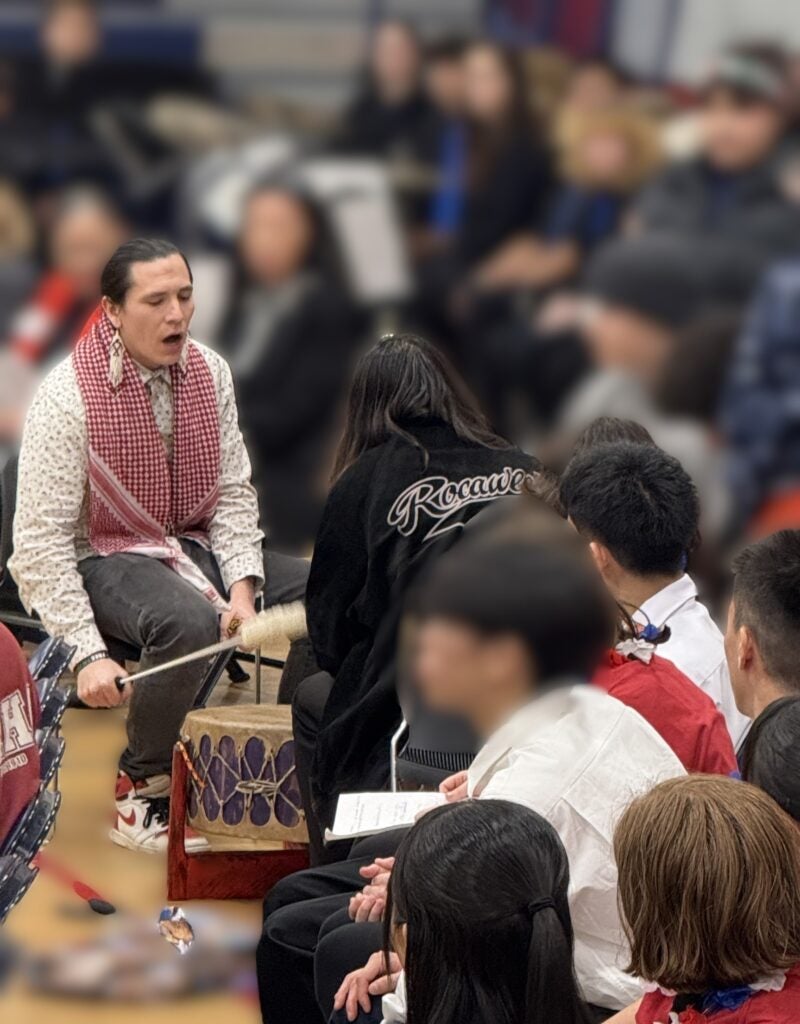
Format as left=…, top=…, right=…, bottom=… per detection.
left=111, top=772, right=209, bottom=854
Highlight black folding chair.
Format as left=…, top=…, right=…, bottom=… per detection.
left=37, top=733, right=66, bottom=791
left=0, top=789, right=61, bottom=862
left=0, top=855, right=38, bottom=925
left=390, top=672, right=478, bottom=791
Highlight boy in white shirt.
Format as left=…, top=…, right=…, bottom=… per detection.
left=263, top=536, right=683, bottom=1024
left=559, top=440, right=750, bottom=748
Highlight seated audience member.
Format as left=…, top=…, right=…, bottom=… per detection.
left=559, top=441, right=751, bottom=748
left=334, top=800, right=593, bottom=1024
left=630, top=44, right=800, bottom=304
left=580, top=237, right=703, bottom=389
left=416, top=40, right=552, bottom=332
left=406, top=38, right=467, bottom=252
left=720, top=261, right=800, bottom=533
left=594, top=649, right=736, bottom=776
left=455, top=41, right=551, bottom=269
left=559, top=305, right=733, bottom=546
left=9, top=239, right=308, bottom=853
left=469, top=480, right=736, bottom=777
left=0, top=179, right=36, bottom=337
left=0, top=187, right=127, bottom=444
left=559, top=59, right=628, bottom=119
left=13, top=0, right=217, bottom=195
left=258, top=539, right=684, bottom=1024
left=295, top=334, right=536, bottom=862
left=614, top=776, right=800, bottom=1023
left=724, top=530, right=800, bottom=756
left=568, top=415, right=655, bottom=459
left=330, top=20, right=431, bottom=159
left=474, top=106, right=662, bottom=293
left=6, top=186, right=127, bottom=367
left=0, top=624, right=40, bottom=847
left=740, top=695, right=800, bottom=820
left=218, top=179, right=362, bottom=551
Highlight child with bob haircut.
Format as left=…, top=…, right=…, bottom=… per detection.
left=614, top=775, right=800, bottom=1023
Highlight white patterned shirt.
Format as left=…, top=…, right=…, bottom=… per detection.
left=9, top=341, right=264, bottom=666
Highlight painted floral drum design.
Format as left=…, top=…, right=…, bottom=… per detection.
left=182, top=705, right=308, bottom=850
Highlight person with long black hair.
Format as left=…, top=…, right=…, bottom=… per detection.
left=294, top=332, right=537, bottom=863
left=338, top=800, right=592, bottom=1024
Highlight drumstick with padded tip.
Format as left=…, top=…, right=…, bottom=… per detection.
left=114, top=601, right=307, bottom=690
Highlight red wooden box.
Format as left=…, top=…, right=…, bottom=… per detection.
left=167, top=746, right=309, bottom=901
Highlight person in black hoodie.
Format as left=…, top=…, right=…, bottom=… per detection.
left=294, top=333, right=537, bottom=865
left=329, top=19, right=431, bottom=160
left=219, top=179, right=363, bottom=552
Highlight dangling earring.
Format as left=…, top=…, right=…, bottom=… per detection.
left=109, top=328, right=124, bottom=388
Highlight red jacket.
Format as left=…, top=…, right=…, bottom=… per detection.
left=638, top=965, right=800, bottom=1023
left=0, top=625, right=41, bottom=845
left=593, top=650, right=737, bottom=776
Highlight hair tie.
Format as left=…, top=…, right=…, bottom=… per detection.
left=527, top=897, right=555, bottom=918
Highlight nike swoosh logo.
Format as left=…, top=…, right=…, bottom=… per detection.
left=119, top=809, right=137, bottom=827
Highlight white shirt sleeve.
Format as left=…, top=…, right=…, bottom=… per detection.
left=9, top=366, right=106, bottom=665
left=205, top=353, right=265, bottom=591
left=381, top=971, right=407, bottom=1024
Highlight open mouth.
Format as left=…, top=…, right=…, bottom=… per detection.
left=162, top=332, right=184, bottom=346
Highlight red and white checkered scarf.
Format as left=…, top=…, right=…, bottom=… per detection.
left=72, top=307, right=227, bottom=610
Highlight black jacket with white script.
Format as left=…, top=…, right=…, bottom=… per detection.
left=306, top=415, right=537, bottom=806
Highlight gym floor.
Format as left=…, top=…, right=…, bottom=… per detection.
left=0, top=647, right=288, bottom=1024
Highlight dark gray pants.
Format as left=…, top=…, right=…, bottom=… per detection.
left=78, top=541, right=308, bottom=780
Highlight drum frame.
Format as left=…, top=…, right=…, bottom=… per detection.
left=167, top=745, right=308, bottom=901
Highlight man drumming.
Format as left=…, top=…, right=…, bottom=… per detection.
left=10, top=238, right=308, bottom=853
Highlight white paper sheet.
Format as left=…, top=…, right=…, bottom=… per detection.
left=324, top=791, right=447, bottom=843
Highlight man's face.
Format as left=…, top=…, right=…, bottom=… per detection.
left=702, top=91, right=783, bottom=172
left=104, top=254, right=194, bottom=371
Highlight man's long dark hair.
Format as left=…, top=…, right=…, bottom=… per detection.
left=331, top=333, right=508, bottom=480
left=384, top=800, right=592, bottom=1024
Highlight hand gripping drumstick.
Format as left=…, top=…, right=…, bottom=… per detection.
left=114, top=601, right=307, bottom=690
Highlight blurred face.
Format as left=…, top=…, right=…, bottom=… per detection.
left=463, top=46, right=513, bottom=123
left=51, top=205, right=125, bottom=299
left=414, top=618, right=532, bottom=734
left=370, top=23, right=420, bottom=98
left=564, top=66, right=621, bottom=113
left=582, top=303, right=672, bottom=383
left=42, top=3, right=100, bottom=67
left=103, top=254, right=194, bottom=371
left=425, top=58, right=465, bottom=116
left=701, top=90, right=784, bottom=171
left=240, top=191, right=313, bottom=286
left=579, top=131, right=631, bottom=186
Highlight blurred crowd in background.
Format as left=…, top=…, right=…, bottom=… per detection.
left=3, top=0, right=800, bottom=600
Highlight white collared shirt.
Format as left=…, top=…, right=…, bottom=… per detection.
left=466, top=685, right=684, bottom=1011
left=380, top=687, right=684, bottom=1019
left=634, top=574, right=751, bottom=749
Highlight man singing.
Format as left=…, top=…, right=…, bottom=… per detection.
left=10, top=238, right=308, bottom=853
